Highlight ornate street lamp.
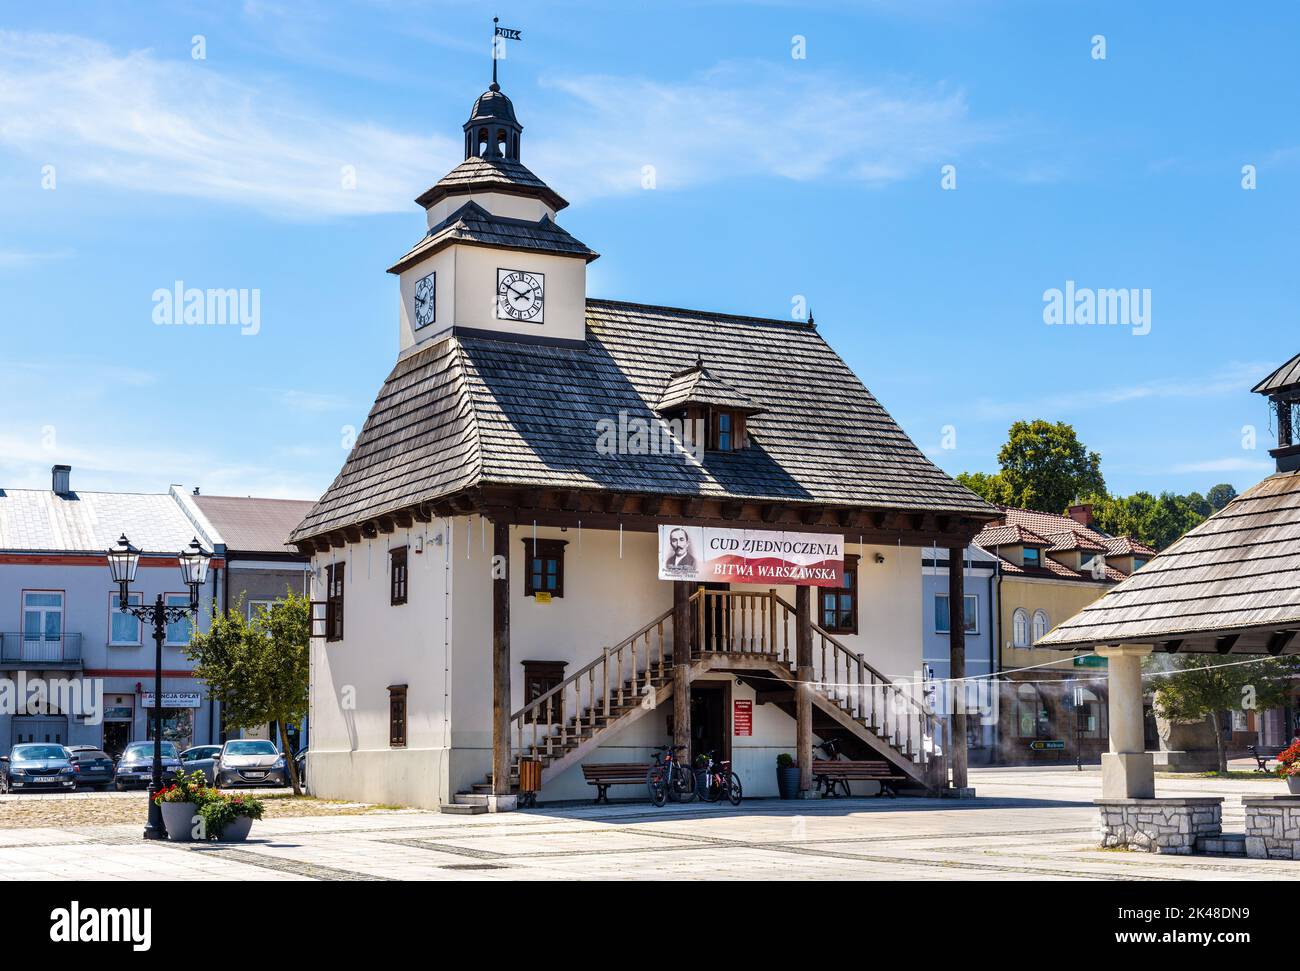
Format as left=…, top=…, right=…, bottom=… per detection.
left=108, top=533, right=211, bottom=840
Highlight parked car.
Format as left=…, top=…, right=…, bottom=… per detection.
left=69, top=749, right=116, bottom=790
left=295, top=749, right=307, bottom=789
left=179, top=744, right=223, bottom=784
left=114, top=741, right=183, bottom=790
left=0, top=744, right=77, bottom=793
left=213, top=739, right=288, bottom=788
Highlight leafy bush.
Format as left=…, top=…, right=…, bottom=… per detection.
left=776, top=753, right=795, bottom=769
left=198, top=791, right=265, bottom=839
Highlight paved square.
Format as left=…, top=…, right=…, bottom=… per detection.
left=2, top=767, right=1298, bottom=880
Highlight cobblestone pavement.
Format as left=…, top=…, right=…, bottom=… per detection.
left=1, top=767, right=1298, bottom=881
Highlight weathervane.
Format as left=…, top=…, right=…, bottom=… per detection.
left=492, top=16, right=522, bottom=87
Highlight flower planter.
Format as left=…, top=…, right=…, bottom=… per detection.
left=776, top=765, right=801, bottom=800
left=1287, top=776, right=1300, bottom=796
left=215, top=816, right=254, bottom=842
left=160, top=801, right=200, bottom=842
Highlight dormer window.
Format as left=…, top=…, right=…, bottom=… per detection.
left=1022, top=547, right=1041, bottom=568
left=717, top=412, right=733, bottom=450
left=654, top=358, right=763, bottom=456
left=711, top=410, right=749, bottom=451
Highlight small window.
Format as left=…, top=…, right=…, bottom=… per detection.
left=818, top=555, right=859, bottom=634
left=164, top=594, right=193, bottom=645
left=522, top=660, right=567, bottom=722
left=326, top=563, right=345, bottom=642
left=388, top=684, right=407, bottom=747
left=523, top=538, right=567, bottom=598
left=1012, top=608, right=1030, bottom=648
left=246, top=600, right=274, bottom=622
left=710, top=410, right=746, bottom=451
left=390, top=547, right=409, bottom=606
left=935, top=594, right=978, bottom=634
left=109, top=591, right=143, bottom=646
left=1022, top=547, right=1041, bottom=568
left=1132, top=557, right=1148, bottom=571
left=1032, top=609, right=1050, bottom=643
left=1016, top=684, right=1049, bottom=738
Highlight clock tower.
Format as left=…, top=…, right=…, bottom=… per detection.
left=389, top=80, right=598, bottom=353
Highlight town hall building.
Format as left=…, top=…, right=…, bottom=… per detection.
left=290, top=73, right=1001, bottom=810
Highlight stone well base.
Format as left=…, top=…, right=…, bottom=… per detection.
left=1243, top=796, right=1300, bottom=860
left=1096, top=797, right=1223, bottom=854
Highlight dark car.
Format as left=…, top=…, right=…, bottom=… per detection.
left=114, top=741, right=182, bottom=790
left=213, top=739, right=288, bottom=788
left=0, top=744, right=78, bottom=793
left=69, top=749, right=116, bottom=790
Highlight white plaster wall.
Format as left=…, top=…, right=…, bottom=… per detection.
left=425, top=191, right=555, bottom=228
left=307, top=519, right=453, bottom=808
left=398, top=248, right=457, bottom=353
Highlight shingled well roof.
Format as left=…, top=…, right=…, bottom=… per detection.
left=290, top=299, right=997, bottom=542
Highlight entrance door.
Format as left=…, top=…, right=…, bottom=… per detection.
left=11, top=715, right=69, bottom=747
left=102, top=721, right=130, bottom=761
left=690, top=682, right=730, bottom=769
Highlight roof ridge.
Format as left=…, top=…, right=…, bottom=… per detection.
left=586, top=297, right=817, bottom=331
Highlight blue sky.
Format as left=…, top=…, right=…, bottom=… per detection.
left=1, top=1, right=1296, bottom=501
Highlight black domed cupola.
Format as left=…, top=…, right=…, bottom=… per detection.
left=464, top=83, right=523, bottom=161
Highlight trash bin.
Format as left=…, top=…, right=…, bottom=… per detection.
left=518, top=758, right=541, bottom=808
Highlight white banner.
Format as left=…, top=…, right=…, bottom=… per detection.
left=658, top=526, right=844, bottom=587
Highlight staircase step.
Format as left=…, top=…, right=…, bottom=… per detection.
left=440, top=802, right=488, bottom=815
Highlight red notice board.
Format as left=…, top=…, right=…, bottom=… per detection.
left=733, top=700, right=753, bottom=736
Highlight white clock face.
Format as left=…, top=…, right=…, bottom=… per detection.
left=413, top=272, right=436, bottom=330
left=496, top=268, right=544, bottom=323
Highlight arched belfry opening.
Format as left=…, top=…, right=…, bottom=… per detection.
left=463, top=82, right=523, bottom=161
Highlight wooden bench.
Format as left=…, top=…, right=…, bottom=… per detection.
left=581, top=762, right=651, bottom=804
left=812, top=759, right=906, bottom=798
left=1247, top=745, right=1284, bottom=773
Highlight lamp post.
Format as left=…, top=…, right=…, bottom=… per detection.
left=108, top=534, right=211, bottom=840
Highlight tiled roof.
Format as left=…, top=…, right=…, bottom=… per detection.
left=414, top=156, right=568, bottom=212
left=0, top=489, right=204, bottom=556
left=655, top=361, right=763, bottom=415
left=1251, top=352, right=1300, bottom=397
left=1043, top=529, right=1107, bottom=553
left=974, top=523, right=1051, bottom=548
left=191, top=495, right=317, bottom=555
left=388, top=201, right=597, bottom=274
left=1038, top=470, right=1300, bottom=648
left=1102, top=535, right=1157, bottom=557
left=290, top=299, right=998, bottom=541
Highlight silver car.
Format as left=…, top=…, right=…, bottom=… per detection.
left=213, top=739, right=288, bottom=788
left=179, top=744, right=223, bottom=784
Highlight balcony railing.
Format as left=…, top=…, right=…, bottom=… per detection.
left=1, top=633, right=83, bottom=664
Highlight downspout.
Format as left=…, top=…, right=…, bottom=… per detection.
left=991, top=555, right=1002, bottom=763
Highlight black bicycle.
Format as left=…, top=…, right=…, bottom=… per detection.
left=696, top=751, right=743, bottom=806
left=815, top=737, right=852, bottom=798
left=647, top=744, right=695, bottom=806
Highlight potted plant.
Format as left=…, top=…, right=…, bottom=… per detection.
left=153, top=769, right=211, bottom=842
left=1275, top=741, right=1300, bottom=794
left=776, top=752, right=800, bottom=800
left=199, top=790, right=265, bottom=842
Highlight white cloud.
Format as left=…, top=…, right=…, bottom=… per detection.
left=1171, top=457, right=1275, bottom=474
left=533, top=63, right=991, bottom=199
left=0, top=31, right=451, bottom=218
left=0, top=32, right=994, bottom=218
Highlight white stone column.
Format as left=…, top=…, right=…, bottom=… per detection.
left=1097, top=644, right=1154, bottom=798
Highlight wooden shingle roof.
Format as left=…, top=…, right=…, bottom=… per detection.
left=1036, top=470, right=1300, bottom=651
left=388, top=202, right=597, bottom=274
left=290, top=299, right=997, bottom=542
left=414, top=156, right=569, bottom=213
left=1251, top=352, right=1300, bottom=397
left=655, top=360, right=763, bottom=415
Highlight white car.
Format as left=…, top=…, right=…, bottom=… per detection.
left=213, top=739, right=289, bottom=788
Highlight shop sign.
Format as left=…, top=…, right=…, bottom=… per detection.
left=658, top=526, right=843, bottom=587
left=733, top=700, right=753, bottom=736
left=141, top=692, right=202, bottom=708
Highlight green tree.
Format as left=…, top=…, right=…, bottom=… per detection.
left=1083, top=490, right=1207, bottom=551
left=993, top=420, right=1105, bottom=513
left=1207, top=483, right=1238, bottom=510
left=955, top=470, right=1010, bottom=505
left=1149, top=654, right=1300, bottom=772
left=187, top=591, right=310, bottom=795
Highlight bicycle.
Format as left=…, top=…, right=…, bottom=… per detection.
left=815, top=737, right=852, bottom=798
left=696, top=751, right=743, bottom=806
left=646, top=744, right=695, bottom=807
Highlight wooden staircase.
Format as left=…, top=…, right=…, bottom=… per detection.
left=447, top=589, right=950, bottom=810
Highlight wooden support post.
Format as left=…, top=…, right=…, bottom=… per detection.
left=673, top=581, right=692, bottom=759
left=795, top=584, right=814, bottom=796
left=947, top=547, right=968, bottom=792
left=492, top=520, right=512, bottom=796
